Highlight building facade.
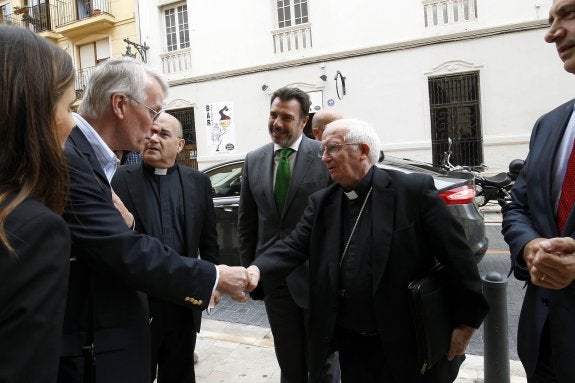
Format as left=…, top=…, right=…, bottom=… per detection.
left=0, top=0, right=140, bottom=107
left=138, top=0, right=575, bottom=172
left=4, top=1, right=573, bottom=172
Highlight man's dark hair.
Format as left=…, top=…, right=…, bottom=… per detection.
left=270, top=87, right=311, bottom=118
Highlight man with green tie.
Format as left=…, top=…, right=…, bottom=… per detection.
left=238, top=87, right=338, bottom=382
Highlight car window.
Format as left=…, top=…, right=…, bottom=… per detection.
left=207, top=162, right=243, bottom=197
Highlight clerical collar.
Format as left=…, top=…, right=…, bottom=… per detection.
left=143, top=162, right=178, bottom=176
left=344, top=190, right=359, bottom=200
left=343, top=167, right=375, bottom=200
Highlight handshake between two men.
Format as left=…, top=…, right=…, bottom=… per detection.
left=212, top=264, right=262, bottom=305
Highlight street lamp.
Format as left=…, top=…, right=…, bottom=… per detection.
left=123, top=38, right=149, bottom=63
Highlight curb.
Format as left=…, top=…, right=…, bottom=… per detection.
left=480, top=205, right=502, bottom=224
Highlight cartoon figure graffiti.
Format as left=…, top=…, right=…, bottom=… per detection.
left=205, top=102, right=237, bottom=154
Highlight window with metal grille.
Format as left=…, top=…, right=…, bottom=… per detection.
left=428, top=71, right=483, bottom=167
left=167, top=108, right=195, bottom=145
left=277, top=0, right=308, bottom=28
left=164, top=4, right=190, bottom=52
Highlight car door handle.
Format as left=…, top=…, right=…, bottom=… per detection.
left=223, top=205, right=238, bottom=212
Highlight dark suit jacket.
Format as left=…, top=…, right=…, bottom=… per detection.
left=502, top=99, right=575, bottom=381
left=111, top=163, right=220, bottom=332
left=254, top=167, right=488, bottom=382
left=238, top=135, right=330, bottom=307
left=59, top=127, right=217, bottom=383
left=0, top=198, right=70, bottom=383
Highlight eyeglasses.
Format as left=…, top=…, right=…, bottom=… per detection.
left=318, top=143, right=360, bottom=158
left=125, top=94, right=163, bottom=122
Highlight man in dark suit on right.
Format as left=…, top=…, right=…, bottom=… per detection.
left=238, top=87, right=339, bottom=382
left=502, top=1, right=575, bottom=381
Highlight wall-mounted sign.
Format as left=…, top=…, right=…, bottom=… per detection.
left=204, top=101, right=237, bottom=154
left=308, top=90, right=323, bottom=112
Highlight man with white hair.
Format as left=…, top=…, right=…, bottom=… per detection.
left=247, top=119, right=488, bottom=382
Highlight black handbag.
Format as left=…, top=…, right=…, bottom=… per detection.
left=408, top=263, right=463, bottom=381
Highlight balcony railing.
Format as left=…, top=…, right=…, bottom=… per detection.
left=160, top=48, right=192, bottom=75
left=0, top=3, right=59, bottom=33
left=0, top=1, right=113, bottom=32
left=423, top=0, right=478, bottom=27
left=271, top=22, right=312, bottom=54
left=54, top=0, right=113, bottom=27
left=75, top=65, right=97, bottom=99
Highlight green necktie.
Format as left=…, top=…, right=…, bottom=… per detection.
left=275, top=148, right=294, bottom=214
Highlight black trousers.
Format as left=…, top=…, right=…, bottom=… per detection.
left=528, top=319, right=558, bottom=383
left=265, top=285, right=340, bottom=383
left=150, top=302, right=197, bottom=383
left=334, top=325, right=394, bottom=383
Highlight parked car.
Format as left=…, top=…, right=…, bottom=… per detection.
left=202, top=156, right=488, bottom=266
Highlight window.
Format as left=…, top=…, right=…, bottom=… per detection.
left=272, top=0, right=312, bottom=53
left=206, top=162, right=243, bottom=198
left=428, top=72, right=483, bottom=166
left=277, top=0, right=308, bottom=28
left=164, top=4, right=190, bottom=52
left=17, top=0, right=51, bottom=31
left=0, top=3, right=11, bottom=21
left=76, top=39, right=110, bottom=91
left=79, top=38, right=109, bottom=68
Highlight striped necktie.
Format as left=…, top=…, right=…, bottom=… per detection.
left=558, top=140, right=575, bottom=232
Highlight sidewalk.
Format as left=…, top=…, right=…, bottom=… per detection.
left=195, top=318, right=527, bottom=383
left=480, top=204, right=502, bottom=224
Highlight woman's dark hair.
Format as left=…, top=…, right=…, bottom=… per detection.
left=0, top=25, right=75, bottom=251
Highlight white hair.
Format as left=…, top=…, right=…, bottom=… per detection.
left=327, top=118, right=382, bottom=164
left=78, top=57, right=168, bottom=118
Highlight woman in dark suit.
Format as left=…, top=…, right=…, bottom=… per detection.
left=0, top=25, right=76, bottom=382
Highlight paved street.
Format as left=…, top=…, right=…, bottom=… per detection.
left=194, top=319, right=527, bottom=383
left=191, top=208, right=530, bottom=382
left=204, top=209, right=525, bottom=362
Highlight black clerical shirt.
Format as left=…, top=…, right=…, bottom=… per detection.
left=142, top=163, right=186, bottom=256
left=337, top=167, right=377, bottom=333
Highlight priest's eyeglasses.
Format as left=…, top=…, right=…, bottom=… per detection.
left=318, top=143, right=360, bottom=158
left=125, top=94, right=163, bottom=123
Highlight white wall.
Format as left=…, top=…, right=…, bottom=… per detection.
left=141, top=0, right=553, bottom=76
left=138, top=0, right=574, bottom=173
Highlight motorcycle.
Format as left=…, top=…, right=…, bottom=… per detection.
left=474, top=159, right=524, bottom=207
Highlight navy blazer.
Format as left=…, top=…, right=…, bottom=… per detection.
left=0, top=198, right=70, bottom=383
left=502, top=99, right=575, bottom=381
left=112, top=162, right=220, bottom=332
left=238, top=135, right=330, bottom=307
left=59, top=127, right=217, bottom=383
left=254, top=167, right=488, bottom=382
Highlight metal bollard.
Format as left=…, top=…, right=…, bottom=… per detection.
left=482, top=271, right=510, bottom=383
